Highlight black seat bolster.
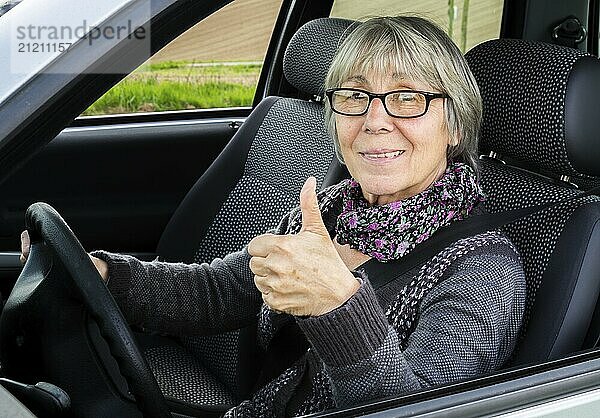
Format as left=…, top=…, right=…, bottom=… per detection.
left=157, top=96, right=281, bottom=262
left=322, top=158, right=349, bottom=187
left=511, top=202, right=600, bottom=365
left=565, top=57, right=600, bottom=177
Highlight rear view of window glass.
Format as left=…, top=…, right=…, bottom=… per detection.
left=330, top=0, right=503, bottom=53
left=83, top=0, right=283, bottom=116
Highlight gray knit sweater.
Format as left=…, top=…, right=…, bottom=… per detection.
left=93, top=206, right=526, bottom=416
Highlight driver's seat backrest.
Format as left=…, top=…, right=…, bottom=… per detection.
left=465, top=39, right=600, bottom=365
left=153, top=18, right=355, bottom=403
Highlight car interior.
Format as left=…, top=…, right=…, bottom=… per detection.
left=2, top=0, right=600, bottom=417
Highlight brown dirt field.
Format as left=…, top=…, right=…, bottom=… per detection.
left=151, top=0, right=283, bottom=63
left=152, top=0, right=503, bottom=63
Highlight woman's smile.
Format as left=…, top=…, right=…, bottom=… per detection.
left=359, top=149, right=405, bottom=163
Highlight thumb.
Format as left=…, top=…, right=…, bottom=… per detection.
left=20, top=230, right=30, bottom=264
left=300, top=177, right=328, bottom=235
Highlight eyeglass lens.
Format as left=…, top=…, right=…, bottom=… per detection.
left=331, top=89, right=427, bottom=117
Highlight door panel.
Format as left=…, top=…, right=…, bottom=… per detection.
left=0, top=116, right=244, bottom=256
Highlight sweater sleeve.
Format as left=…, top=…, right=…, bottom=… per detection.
left=90, top=206, right=298, bottom=336
left=91, top=248, right=262, bottom=336
left=296, top=251, right=526, bottom=407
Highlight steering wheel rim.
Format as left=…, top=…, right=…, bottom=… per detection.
left=25, top=202, right=171, bottom=418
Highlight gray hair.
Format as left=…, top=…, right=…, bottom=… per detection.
left=324, top=16, right=482, bottom=172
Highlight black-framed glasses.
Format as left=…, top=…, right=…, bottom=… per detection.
left=325, top=88, right=449, bottom=118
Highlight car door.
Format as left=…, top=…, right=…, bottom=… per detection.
left=0, top=0, right=288, bottom=288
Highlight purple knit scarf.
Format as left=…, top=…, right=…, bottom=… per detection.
left=287, top=162, right=485, bottom=262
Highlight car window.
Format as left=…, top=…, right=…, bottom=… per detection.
left=330, top=0, right=503, bottom=53
left=83, top=0, right=283, bottom=116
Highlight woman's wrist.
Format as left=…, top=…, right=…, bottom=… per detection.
left=316, top=271, right=362, bottom=316
left=339, top=272, right=362, bottom=304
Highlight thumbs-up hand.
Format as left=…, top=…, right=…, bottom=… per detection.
left=248, top=177, right=360, bottom=317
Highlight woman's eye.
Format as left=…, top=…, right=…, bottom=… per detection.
left=398, top=94, right=416, bottom=102
left=350, top=93, right=365, bottom=101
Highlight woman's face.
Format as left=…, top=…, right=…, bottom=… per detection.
left=335, top=71, right=453, bottom=205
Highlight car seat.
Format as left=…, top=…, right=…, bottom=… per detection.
left=465, top=39, right=600, bottom=365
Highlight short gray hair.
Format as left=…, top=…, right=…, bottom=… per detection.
left=324, top=16, right=482, bottom=172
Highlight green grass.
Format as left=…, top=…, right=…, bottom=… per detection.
left=140, top=60, right=262, bottom=75
left=82, top=61, right=261, bottom=115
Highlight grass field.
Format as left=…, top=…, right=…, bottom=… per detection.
left=83, top=61, right=261, bottom=115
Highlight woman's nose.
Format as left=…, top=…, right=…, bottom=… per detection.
left=363, top=98, right=394, bottom=133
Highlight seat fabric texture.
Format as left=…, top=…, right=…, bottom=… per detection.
left=141, top=18, right=354, bottom=409
left=466, top=39, right=600, bottom=365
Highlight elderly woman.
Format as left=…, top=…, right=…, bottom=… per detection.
left=22, top=15, right=525, bottom=417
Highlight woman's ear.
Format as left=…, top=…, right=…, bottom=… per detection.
left=443, top=116, right=460, bottom=147
left=448, top=137, right=459, bottom=147
left=448, top=129, right=461, bottom=147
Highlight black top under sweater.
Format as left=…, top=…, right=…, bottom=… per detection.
left=93, top=203, right=526, bottom=417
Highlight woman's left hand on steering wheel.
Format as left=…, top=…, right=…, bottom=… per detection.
left=20, top=230, right=110, bottom=282
left=248, top=177, right=360, bottom=317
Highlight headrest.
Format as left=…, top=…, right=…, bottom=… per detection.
left=466, top=39, right=600, bottom=178
left=283, top=18, right=355, bottom=97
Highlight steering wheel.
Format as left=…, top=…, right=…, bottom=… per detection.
left=17, top=202, right=171, bottom=417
